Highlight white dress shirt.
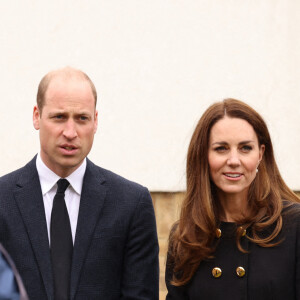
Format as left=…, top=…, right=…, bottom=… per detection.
left=36, top=154, right=86, bottom=245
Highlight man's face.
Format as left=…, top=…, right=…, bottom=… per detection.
left=33, top=77, right=98, bottom=177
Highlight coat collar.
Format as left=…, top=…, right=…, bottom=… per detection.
left=70, top=159, right=107, bottom=299
left=13, top=156, right=54, bottom=299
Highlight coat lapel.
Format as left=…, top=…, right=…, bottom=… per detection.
left=70, top=160, right=107, bottom=299
left=13, top=157, right=53, bottom=299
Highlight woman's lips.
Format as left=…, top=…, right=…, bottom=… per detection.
left=223, top=173, right=243, bottom=180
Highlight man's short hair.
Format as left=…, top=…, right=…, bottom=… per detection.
left=36, top=67, right=97, bottom=113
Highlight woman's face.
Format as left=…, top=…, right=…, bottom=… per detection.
left=208, top=117, right=264, bottom=199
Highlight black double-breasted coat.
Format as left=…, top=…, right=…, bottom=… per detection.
left=166, top=203, right=300, bottom=300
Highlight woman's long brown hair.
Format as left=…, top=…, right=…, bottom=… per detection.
left=169, top=98, right=300, bottom=286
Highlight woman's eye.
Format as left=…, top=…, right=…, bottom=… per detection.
left=214, top=146, right=227, bottom=152
left=241, top=145, right=252, bottom=152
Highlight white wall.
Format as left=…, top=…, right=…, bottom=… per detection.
left=0, top=1, right=299, bottom=191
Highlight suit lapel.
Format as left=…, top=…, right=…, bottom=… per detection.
left=13, top=157, right=53, bottom=299
left=70, top=160, right=107, bottom=299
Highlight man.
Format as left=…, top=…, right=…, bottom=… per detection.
left=0, top=67, right=159, bottom=299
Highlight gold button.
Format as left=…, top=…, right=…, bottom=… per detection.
left=240, top=226, right=246, bottom=236
left=238, top=226, right=246, bottom=236
left=236, top=266, right=245, bottom=277
left=212, top=267, right=222, bottom=278
left=215, top=228, right=222, bottom=238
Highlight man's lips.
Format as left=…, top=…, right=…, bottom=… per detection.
left=60, top=144, right=78, bottom=150
left=59, top=144, right=79, bottom=154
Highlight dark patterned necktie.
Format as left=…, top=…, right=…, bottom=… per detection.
left=50, top=179, right=72, bottom=300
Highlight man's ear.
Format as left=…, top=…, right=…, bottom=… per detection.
left=33, top=106, right=41, bottom=130
left=94, top=110, right=98, bottom=134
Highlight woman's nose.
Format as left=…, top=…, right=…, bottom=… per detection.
left=226, top=151, right=241, bottom=166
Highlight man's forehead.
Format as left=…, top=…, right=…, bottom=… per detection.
left=44, top=77, right=95, bottom=104
left=47, top=75, right=89, bottom=89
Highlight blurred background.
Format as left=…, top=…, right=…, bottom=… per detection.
left=1, top=1, right=299, bottom=298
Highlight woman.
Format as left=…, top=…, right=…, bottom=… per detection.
left=166, top=99, right=300, bottom=300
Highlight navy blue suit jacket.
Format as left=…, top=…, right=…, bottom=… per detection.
left=0, top=156, right=159, bottom=299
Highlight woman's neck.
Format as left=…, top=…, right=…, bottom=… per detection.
left=217, top=190, right=249, bottom=222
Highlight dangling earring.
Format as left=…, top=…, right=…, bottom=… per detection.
left=256, top=160, right=260, bottom=173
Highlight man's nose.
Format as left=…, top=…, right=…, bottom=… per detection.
left=63, top=120, right=78, bottom=140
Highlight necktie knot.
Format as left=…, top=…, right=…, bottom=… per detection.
left=56, top=179, right=69, bottom=194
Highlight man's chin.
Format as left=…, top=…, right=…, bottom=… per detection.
left=54, top=158, right=84, bottom=177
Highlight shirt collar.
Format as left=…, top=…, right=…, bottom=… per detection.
left=36, top=153, right=86, bottom=196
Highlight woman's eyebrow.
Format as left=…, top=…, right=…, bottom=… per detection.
left=211, top=141, right=227, bottom=146
left=211, top=140, right=255, bottom=146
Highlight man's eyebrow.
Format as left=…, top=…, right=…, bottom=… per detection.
left=48, top=111, right=66, bottom=116
left=74, top=111, right=93, bottom=116
left=48, top=111, right=92, bottom=116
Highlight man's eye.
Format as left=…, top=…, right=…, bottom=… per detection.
left=80, top=116, right=88, bottom=121
left=54, top=115, right=63, bottom=119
